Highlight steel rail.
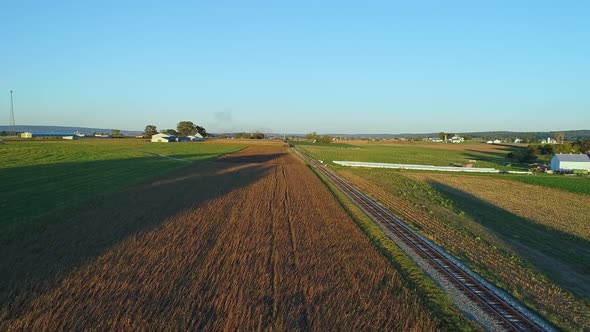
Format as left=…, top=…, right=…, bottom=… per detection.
left=293, top=148, right=550, bottom=332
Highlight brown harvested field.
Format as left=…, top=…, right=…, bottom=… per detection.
left=0, top=142, right=439, bottom=331
left=338, top=169, right=590, bottom=330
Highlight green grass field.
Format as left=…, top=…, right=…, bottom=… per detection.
left=294, top=141, right=590, bottom=195
left=293, top=141, right=524, bottom=170
left=0, top=139, right=244, bottom=228
left=506, top=174, right=590, bottom=195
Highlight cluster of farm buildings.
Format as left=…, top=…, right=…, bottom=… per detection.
left=18, top=131, right=204, bottom=142
left=15, top=131, right=590, bottom=172
left=428, top=136, right=527, bottom=144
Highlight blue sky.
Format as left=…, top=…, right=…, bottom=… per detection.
left=1, top=1, right=589, bottom=134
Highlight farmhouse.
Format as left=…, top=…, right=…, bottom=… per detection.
left=450, top=136, right=464, bottom=143
left=20, top=132, right=33, bottom=138
left=151, top=133, right=176, bottom=143
left=550, top=154, right=590, bottom=172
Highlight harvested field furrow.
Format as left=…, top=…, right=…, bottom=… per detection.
left=1, top=143, right=441, bottom=331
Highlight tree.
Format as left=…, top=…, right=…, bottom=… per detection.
left=305, top=132, right=319, bottom=140
left=438, top=132, right=446, bottom=140
left=111, top=129, right=122, bottom=138
left=144, top=125, right=158, bottom=138
left=251, top=132, right=265, bottom=139
left=507, top=147, right=537, bottom=163
left=538, top=144, right=555, bottom=155
left=319, top=135, right=333, bottom=143
left=554, top=132, right=565, bottom=144
left=577, top=139, right=590, bottom=154
left=196, top=125, right=207, bottom=137
left=163, top=129, right=178, bottom=135
left=177, top=121, right=197, bottom=136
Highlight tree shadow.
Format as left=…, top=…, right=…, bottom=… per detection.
left=427, top=180, right=590, bottom=298
left=0, top=151, right=283, bottom=319
left=461, top=148, right=530, bottom=170
left=216, top=152, right=288, bottom=164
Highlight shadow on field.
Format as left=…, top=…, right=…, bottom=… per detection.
left=428, top=180, right=590, bottom=298
left=217, top=152, right=288, bottom=164
left=462, top=148, right=515, bottom=163
left=0, top=153, right=226, bottom=228
left=0, top=152, right=283, bottom=317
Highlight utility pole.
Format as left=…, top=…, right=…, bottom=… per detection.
left=9, top=90, right=16, bottom=136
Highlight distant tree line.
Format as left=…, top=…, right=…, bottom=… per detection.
left=507, top=139, right=590, bottom=163
left=305, top=132, right=333, bottom=143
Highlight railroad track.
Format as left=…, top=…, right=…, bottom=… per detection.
left=293, top=148, right=553, bottom=332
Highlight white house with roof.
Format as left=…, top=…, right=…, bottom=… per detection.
left=151, top=133, right=177, bottom=143
left=550, top=154, right=590, bottom=171
left=450, top=135, right=464, bottom=143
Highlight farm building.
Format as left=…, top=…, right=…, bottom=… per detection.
left=188, top=134, right=204, bottom=141
left=550, top=154, right=590, bottom=171
left=450, top=136, right=464, bottom=143
left=62, top=135, right=79, bottom=140
left=20, top=132, right=33, bottom=138
left=151, top=133, right=176, bottom=143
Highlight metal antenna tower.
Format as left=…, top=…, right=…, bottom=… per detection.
left=9, top=90, right=16, bottom=135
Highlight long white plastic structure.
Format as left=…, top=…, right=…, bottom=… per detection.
left=333, top=161, right=500, bottom=173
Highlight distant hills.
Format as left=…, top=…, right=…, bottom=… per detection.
left=321, top=130, right=590, bottom=141
left=0, top=125, right=142, bottom=135
left=2, top=126, right=589, bottom=141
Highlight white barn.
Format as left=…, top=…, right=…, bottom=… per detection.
left=188, top=133, right=204, bottom=141
left=151, top=133, right=176, bottom=143
left=550, top=154, right=590, bottom=171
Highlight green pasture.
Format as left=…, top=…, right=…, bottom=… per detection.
left=506, top=174, right=590, bottom=195
left=0, top=139, right=244, bottom=227
left=293, top=141, right=524, bottom=170
left=294, top=141, right=590, bottom=195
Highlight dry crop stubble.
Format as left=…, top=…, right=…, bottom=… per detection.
left=2, top=143, right=440, bottom=331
